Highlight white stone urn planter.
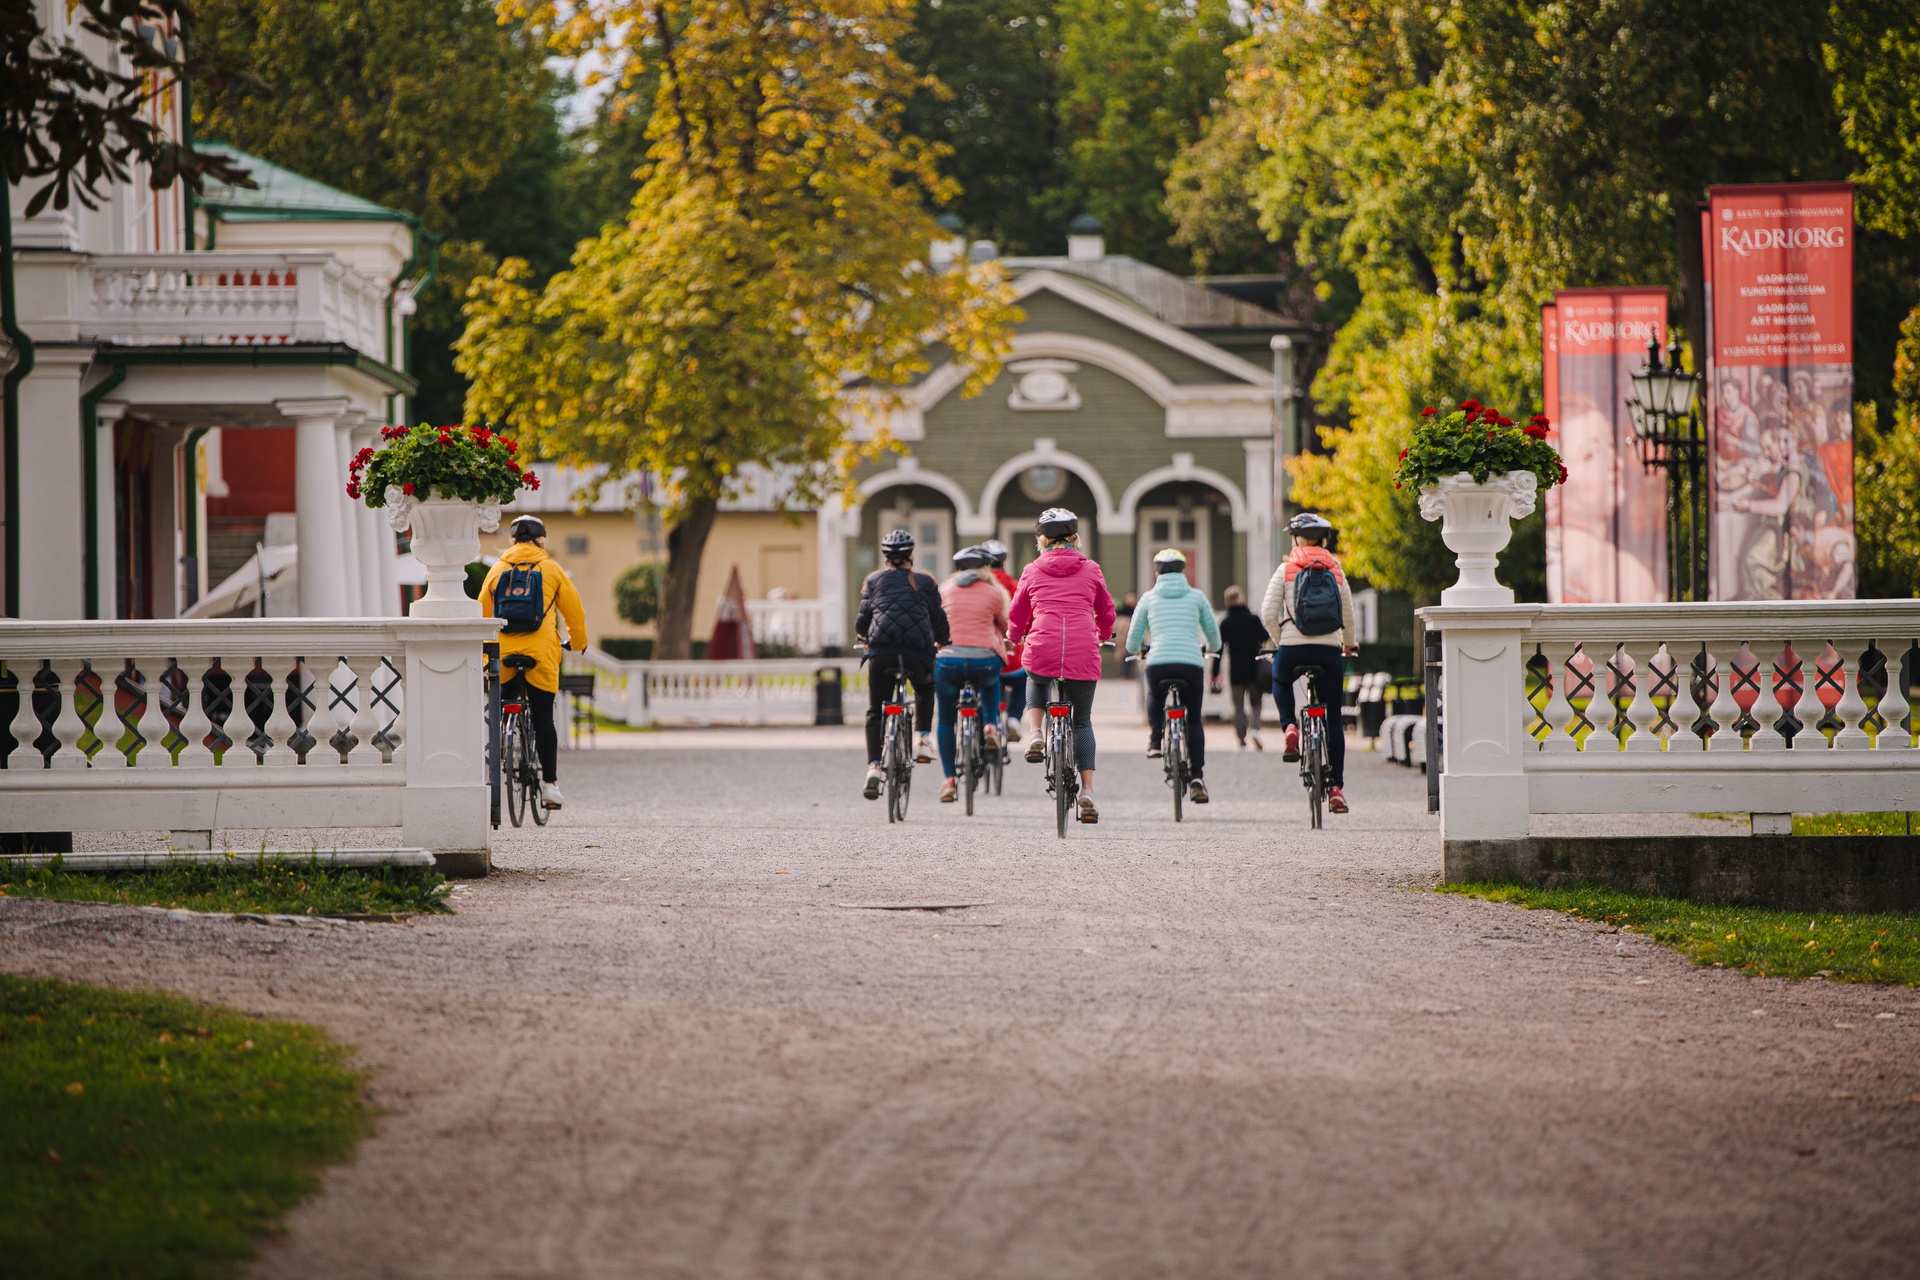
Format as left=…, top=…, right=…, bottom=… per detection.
left=385, top=487, right=502, bottom=618
left=1417, top=470, right=1537, bottom=605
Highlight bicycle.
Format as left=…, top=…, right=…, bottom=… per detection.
left=1297, top=665, right=1331, bottom=830
left=880, top=667, right=915, bottom=823
left=955, top=680, right=992, bottom=815
left=1038, top=675, right=1081, bottom=838
left=990, top=695, right=1008, bottom=797
left=500, top=654, right=548, bottom=828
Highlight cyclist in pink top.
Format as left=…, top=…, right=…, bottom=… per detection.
left=1007, top=508, right=1117, bottom=823
left=935, top=545, right=1010, bottom=802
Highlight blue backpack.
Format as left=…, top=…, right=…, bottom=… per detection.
left=1292, top=564, right=1343, bottom=636
left=492, top=561, right=550, bottom=634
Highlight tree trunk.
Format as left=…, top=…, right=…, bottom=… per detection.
left=656, top=496, right=719, bottom=660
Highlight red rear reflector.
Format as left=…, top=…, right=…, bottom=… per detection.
left=959, top=707, right=978, bottom=717
left=502, top=703, right=523, bottom=714
left=883, top=704, right=905, bottom=715
left=1306, top=706, right=1327, bottom=718
left=1166, top=707, right=1186, bottom=720
left=1048, top=705, right=1072, bottom=717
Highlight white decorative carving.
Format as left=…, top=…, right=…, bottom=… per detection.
left=1009, top=359, right=1082, bottom=411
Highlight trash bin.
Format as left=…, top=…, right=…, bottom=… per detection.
left=815, top=665, right=844, bottom=726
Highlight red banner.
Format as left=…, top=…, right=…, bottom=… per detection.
left=1544, top=288, right=1669, bottom=603
left=1706, top=183, right=1855, bottom=599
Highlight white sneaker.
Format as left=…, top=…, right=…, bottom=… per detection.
left=984, top=724, right=1002, bottom=749
left=538, top=780, right=564, bottom=810
left=915, top=733, right=934, bottom=764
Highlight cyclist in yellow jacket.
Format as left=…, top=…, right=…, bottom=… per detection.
left=480, top=516, right=588, bottom=810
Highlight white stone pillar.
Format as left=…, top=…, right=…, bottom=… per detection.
left=817, top=494, right=849, bottom=647
left=95, top=402, right=126, bottom=619
left=395, top=617, right=502, bottom=876
left=278, top=397, right=353, bottom=617
left=1417, top=603, right=1542, bottom=873
left=17, top=347, right=92, bottom=619
left=350, top=421, right=388, bottom=615
left=333, top=415, right=365, bottom=616
left=1243, top=437, right=1274, bottom=599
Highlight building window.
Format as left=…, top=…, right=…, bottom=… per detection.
left=566, top=536, right=589, bottom=556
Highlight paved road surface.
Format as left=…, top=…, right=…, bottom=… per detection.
left=7, top=714, right=1920, bottom=1278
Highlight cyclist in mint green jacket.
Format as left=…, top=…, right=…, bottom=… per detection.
left=1125, top=548, right=1222, bottom=803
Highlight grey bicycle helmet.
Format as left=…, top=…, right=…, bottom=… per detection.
left=879, top=528, right=915, bottom=558
left=509, top=516, right=547, bottom=542
left=980, top=538, right=1010, bottom=566
left=952, top=545, right=991, bottom=570
left=1035, top=507, right=1079, bottom=540
left=1286, top=512, right=1334, bottom=537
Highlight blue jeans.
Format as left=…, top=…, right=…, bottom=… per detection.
left=1274, top=645, right=1345, bottom=788
left=936, top=654, right=1003, bottom=777
left=1000, top=669, right=1027, bottom=719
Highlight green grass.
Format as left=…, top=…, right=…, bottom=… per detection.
left=0, top=857, right=451, bottom=918
left=0, top=975, right=373, bottom=1278
left=1440, top=882, right=1920, bottom=985
left=1793, top=811, right=1917, bottom=836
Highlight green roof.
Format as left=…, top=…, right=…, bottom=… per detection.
left=195, top=144, right=416, bottom=224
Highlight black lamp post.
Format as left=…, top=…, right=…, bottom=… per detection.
left=1625, top=337, right=1707, bottom=601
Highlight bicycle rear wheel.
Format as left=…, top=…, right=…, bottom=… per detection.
left=504, top=722, right=526, bottom=827
left=524, top=727, right=549, bottom=826
left=1168, top=721, right=1184, bottom=823
left=891, top=753, right=911, bottom=822
left=883, top=716, right=903, bottom=823
left=1052, top=724, right=1072, bottom=839
left=1305, top=721, right=1325, bottom=830
left=961, top=719, right=977, bottom=816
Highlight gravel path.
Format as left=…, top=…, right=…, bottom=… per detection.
left=6, top=719, right=1920, bottom=1278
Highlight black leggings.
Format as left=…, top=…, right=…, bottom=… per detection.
left=866, top=653, right=934, bottom=763
left=1145, top=663, right=1207, bottom=777
left=1026, top=674, right=1097, bottom=770
left=508, top=682, right=560, bottom=782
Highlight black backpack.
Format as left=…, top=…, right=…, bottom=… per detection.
left=1292, top=564, right=1343, bottom=636
left=493, top=561, right=551, bottom=634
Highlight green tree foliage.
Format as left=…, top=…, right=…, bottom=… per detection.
left=461, top=0, right=1021, bottom=658
left=612, top=562, right=661, bottom=627
left=1044, top=0, right=1239, bottom=269
left=1183, top=0, right=1918, bottom=601
left=900, top=0, right=1064, bottom=256
left=189, top=0, right=580, bottom=422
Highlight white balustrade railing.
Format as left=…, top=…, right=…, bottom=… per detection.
left=1421, top=601, right=1920, bottom=843
left=80, top=252, right=388, bottom=362
left=567, top=648, right=865, bottom=727
left=746, top=598, right=830, bottom=653
left=0, top=619, right=498, bottom=872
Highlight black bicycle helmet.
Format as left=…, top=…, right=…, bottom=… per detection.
left=509, top=515, right=547, bottom=542
left=879, top=527, right=915, bottom=561
left=1286, top=512, right=1334, bottom=537
left=1035, top=507, right=1079, bottom=540
left=980, top=538, right=1009, bottom=566
left=952, top=545, right=991, bottom=570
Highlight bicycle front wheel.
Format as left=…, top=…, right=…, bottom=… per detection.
left=1305, top=722, right=1325, bottom=830
left=1052, top=727, right=1072, bottom=839
left=1169, top=723, right=1184, bottom=823
left=961, top=721, right=977, bottom=816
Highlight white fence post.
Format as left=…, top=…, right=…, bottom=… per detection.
left=1420, top=605, right=1540, bottom=860
left=394, top=619, right=500, bottom=876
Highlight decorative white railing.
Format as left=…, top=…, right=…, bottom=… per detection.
left=746, top=598, right=830, bottom=653
left=79, top=252, right=388, bottom=362
left=0, top=619, right=498, bottom=872
left=567, top=648, right=865, bottom=727
left=1421, top=601, right=1920, bottom=843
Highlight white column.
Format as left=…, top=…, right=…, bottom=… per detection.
left=95, top=402, right=126, bottom=619
left=1418, top=604, right=1542, bottom=853
left=817, top=494, right=850, bottom=647
left=350, top=421, right=388, bottom=615
left=278, top=397, right=353, bottom=617
left=333, top=415, right=365, bottom=616
left=17, top=347, right=92, bottom=619
left=1243, top=437, right=1274, bottom=599
left=397, top=618, right=501, bottom=876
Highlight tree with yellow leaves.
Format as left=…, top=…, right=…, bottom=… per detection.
left=458, top=0, right=1019, bottom=657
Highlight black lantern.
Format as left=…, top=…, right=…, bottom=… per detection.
left=1625, top=337, right=1707, bottom=601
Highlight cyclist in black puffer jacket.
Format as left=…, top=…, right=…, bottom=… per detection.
left=857, top=527, right=950, bottom=798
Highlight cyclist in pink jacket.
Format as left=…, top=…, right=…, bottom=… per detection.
left=1007, top=507, right=1117, bottom=823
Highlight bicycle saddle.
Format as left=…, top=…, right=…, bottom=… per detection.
left=502, top=654, right=538, bottom=671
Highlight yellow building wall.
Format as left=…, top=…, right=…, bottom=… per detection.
left=479, top=510, right=816, bottom=646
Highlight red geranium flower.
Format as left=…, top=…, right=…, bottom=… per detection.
left=1460, top=399, right=1481, bottom=412
left=503, top=439, right=517, bottom=455
left=403, top=482, right=416, bottom=495
left=1420, top=407, right=1437, bottom=417
left=1398, top=447, right=1409, bottom=460
left=345, top=482, right=361, bottom=499
left=526, top=473, right=541, bottom=491
left=506, top=459, right=521, bottom=474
